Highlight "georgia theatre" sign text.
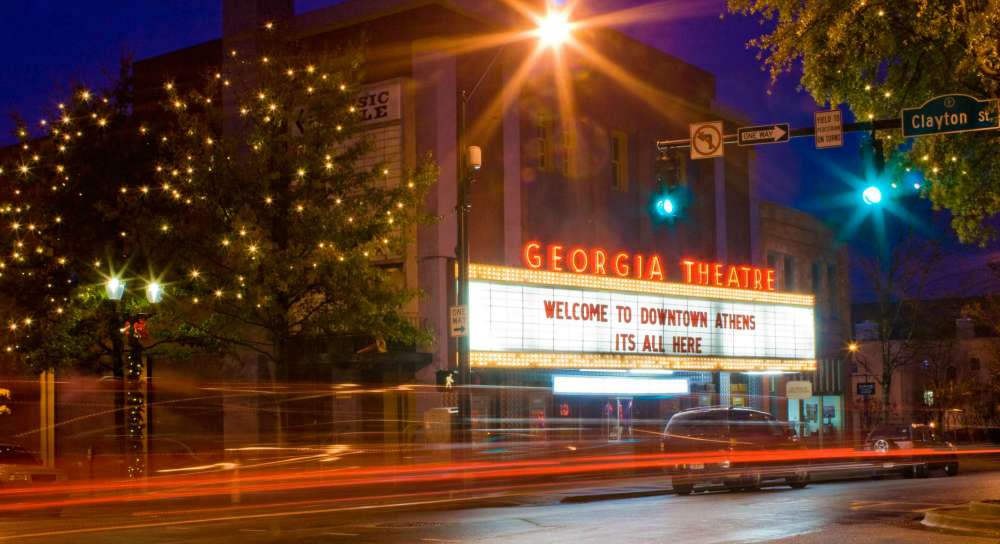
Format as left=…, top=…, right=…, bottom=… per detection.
left=522, top=241, right=776, bottom=291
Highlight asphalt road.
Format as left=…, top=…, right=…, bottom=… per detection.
left=2, top=470, right=1000, bottom=543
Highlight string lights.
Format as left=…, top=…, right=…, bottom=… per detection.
left=0, top=21, right=436, bottom=368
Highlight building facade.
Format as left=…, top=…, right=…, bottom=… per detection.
left=851, top=310, right=1000, bottom=440
left=759, top=201, right=851, bottom=439
left=128, top=0, right=815, bottom=443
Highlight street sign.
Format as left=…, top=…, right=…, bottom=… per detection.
left=814, top=110, right=843, bottom=149
left=449, top=305, right=468, bottom=337
left=786, top=380, right=813, bottom=400
left=902, top=94, right=999, bottom=138
left=689, top=121, right=724, bottom=159
left=737, top=123, right=789, bottom=147
left=857, top=383, right=876, bottom=396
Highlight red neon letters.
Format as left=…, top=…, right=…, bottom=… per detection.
left=521, top=242, right=776, bottom=292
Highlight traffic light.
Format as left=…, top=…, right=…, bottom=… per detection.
left=655, top=150, right=679, bottom=187
left=861, top=133, right=886, bottom=206
left=862, top=185, right=882, bottom=205
left=654, top=196, right=675, bottom=217
left=652, top=150, right=686, bottom=219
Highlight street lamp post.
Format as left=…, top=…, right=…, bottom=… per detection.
left=105, top=275, right=162, bottom=478
left=454, top=7, right=572, bottom=442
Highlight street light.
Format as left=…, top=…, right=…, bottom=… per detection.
left=454, top=7, right=574, bottom=442
left=847, top=341, right=859, bottom=353
left=536, top=9, right=572, bottom=48
left=106, top=277, right=125, bottom=300
left=145, top=281, right=163, bottom=304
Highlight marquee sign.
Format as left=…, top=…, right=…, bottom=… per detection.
left=468, top=245, right=815, bottom=372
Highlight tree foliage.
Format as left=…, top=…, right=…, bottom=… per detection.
left=0, top=61, right=163, bottom=373
left=728, top=0, right=1000, bottom=244
left=1, top=25, right=437, bottom=376
left=144, top=27, right=437, bottom=369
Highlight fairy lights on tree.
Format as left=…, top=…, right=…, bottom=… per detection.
left=1, top=20, right=436, bottom=381
left=136, top=22, right=437, bottom=370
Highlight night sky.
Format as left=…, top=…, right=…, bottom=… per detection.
left=1, top=0, right=993, bottom=302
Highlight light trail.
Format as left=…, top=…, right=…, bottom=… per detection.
left=3, top=446, right=999, bottom=512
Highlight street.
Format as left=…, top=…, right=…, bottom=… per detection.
left=2, top=469, right=998, bottom=543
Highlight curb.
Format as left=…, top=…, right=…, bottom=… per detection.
left=922, top=503, right=1000, bottom=536
left=559, top=488, right=673, bottom=504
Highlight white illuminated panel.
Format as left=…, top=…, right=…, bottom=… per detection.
left=469, top=278, right=815, bottom=368
left=553, top=375, right=689, bottom=396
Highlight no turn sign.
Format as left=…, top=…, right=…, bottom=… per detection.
left=690, top=121, right=724, bottom=160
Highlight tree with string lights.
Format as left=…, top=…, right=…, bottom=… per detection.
left=728, top=0, right=1000, bottom=245
left=140, top=23, right=437, bottom=375
left=0, top=60, right=170, bottom=375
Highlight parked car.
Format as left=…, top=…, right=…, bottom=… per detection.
left=661, top=407, right=809, bottom=495
left=863, top=423, right=959, bottom=478
left=0, top=444, right=67, bottom=515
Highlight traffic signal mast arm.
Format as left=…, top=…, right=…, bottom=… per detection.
left=656, top=118, right=902, bottom=151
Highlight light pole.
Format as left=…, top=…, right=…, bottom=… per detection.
left=105, top=274, right=162, bottom=478
left=454, top=7, right=573, bottom=442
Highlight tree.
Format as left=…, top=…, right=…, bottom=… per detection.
left=728, top=0, right=1000, bottom=245
left=0, top=60, right=167, bottom=376
left=852, top=237, right=943, bottom=422
left=141, top=24, right=436, bottom=376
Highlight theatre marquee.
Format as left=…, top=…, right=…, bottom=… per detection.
left=468, top=262, right=815, bottom=373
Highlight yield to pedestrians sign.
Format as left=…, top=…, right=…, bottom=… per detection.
left=737, top=123, right=789, bottom=147
left=689, top=121, right=724, bottom=160
left=814, top=110, right=844, bottom=149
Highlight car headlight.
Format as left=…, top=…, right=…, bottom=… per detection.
left=719, top=460, right=731, bottom=469
left=7, top=474, right=30, bottom=481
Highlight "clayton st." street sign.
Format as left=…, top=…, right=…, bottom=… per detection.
left=902, top=94, right=999, bottom=138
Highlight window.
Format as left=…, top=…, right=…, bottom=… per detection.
left=923, top=390, right=935, bottom=407
left=970, top=358, right=981, bottom=371
left=811, top=261, right=821, bottom=294
left=536, top=115, right=551, bottom=171
left=730, top=410, right=783, bottom=441
left=766, top=252, right=779, bottom=272
left=560, top=128, right=576, bottom=179
left=783, top=255, right=796, bottom=291
left=610, top=130, right=628, bottom=191
left=827, top=264, right=839, bottom=318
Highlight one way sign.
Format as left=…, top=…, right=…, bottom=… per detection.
left=737, top=123, right=789, bottom=147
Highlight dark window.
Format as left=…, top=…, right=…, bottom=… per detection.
left=536, top=115, right=551, bottom=171
left=970, top=358, right=981, bottom=371
left=560, top=128, right=576, bottom=179
left=827, top=264, right=839, bottom=318
left=668, top=410, right=728, bottom=440
left=784, top=255, right=796, bottom=291
left=730, top=410, right=783, bottom=441
left=610, top=131, right=628, bottom=191
left=811, top=262, right=821, bottom=294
